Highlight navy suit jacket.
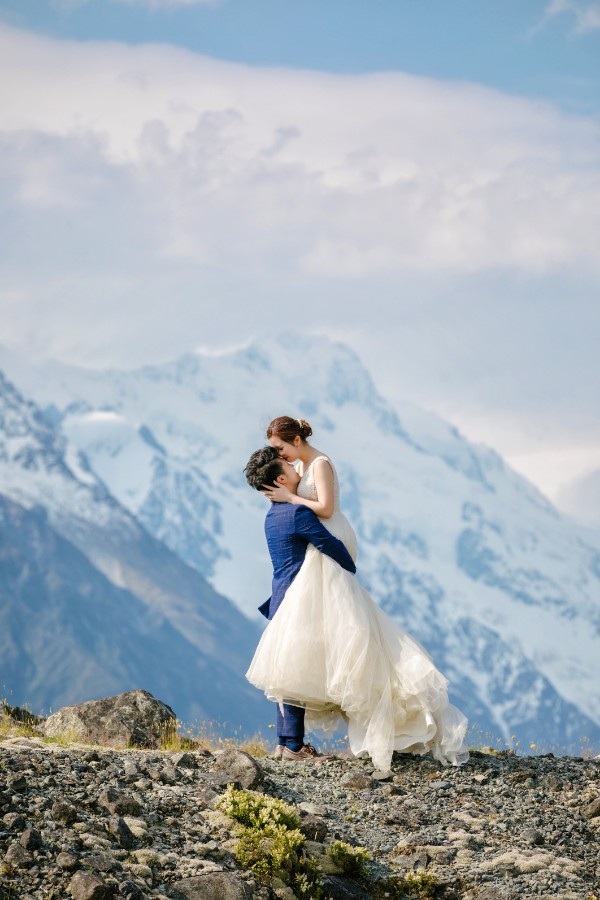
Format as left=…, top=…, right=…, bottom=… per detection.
left=259, top=502, right=356, bottom=620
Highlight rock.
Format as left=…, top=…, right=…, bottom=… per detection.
left=339, top=772, right=375, bottom=791
left=0, top=721, right=597, bottom=900
left=392, top=848, right=430, bottom=870
left=3, top=813, right=26, bottom=830
left=380, top=783, right=405, bottom=797
left=42, top=690, right=176, bottom=749
left=118, top=881, right=145, bottom=900
left=80, top=853, right=123, bottom=874
left=170, top=873, right=253, bottom=899
left=521, top=828, right=545, bottom=846
left=52, top=800, right=79, bottom=824
left=428, top=779, right=452, bottom=790
left=148, top=763, right=179, bottom=785
left=545, top=773, right=562, bottom=791
left=99, top=787, right=142, bottom=817
left=172, top=752, right=198, bottom=769
left=122, top=817, right=149, bottom=840
left=57, top=851, right=80, bottom=871
left=298, top=801, right=328, bottom=817
left=212, top=749, right=264, bottom=790
left=19, top=827, right=42, bottom=850
left=299, top=812, right=328, bottom=842
left=201, top=772, right=243, bottom=791
left=191, top=840, right=219, bottom=858
left=4, top=841, right=34, bottom=868
left=122, top=761, right=139, bottom=782
left=68, top=870, right=113, bottom=900
left=320, top=876, right=371, bottom=899
left=107, top=816, right=135, bottom=849
left=7, top=774, right=27, bottom=793
left=270, top=878, right=296, bottom=900
left=581, top=797, right=600, bottom=820
left=371, top=770, right=393, bottom=781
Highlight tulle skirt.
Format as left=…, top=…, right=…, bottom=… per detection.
left=246, top=545, right=469, bottom=772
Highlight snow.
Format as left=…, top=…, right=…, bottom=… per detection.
left=1, top=333, right=599, bottom=742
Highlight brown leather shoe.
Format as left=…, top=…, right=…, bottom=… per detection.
left=281, top=743, right=333, bottom=762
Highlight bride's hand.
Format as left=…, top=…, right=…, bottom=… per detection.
left=262, top=483, right=294, bottom=504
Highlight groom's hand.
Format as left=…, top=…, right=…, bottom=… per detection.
left=263, top=483, right=295, bottom=504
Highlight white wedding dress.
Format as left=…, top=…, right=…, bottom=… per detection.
left=246, top=456, right=469, bottom=772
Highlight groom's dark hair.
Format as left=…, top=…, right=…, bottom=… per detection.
left=244, top=446, right=284, bottom=491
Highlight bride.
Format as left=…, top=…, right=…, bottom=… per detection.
left=246, top=415, right=469, bottom=772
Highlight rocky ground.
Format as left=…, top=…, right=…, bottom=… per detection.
left=1, top=730, right=599, bottom=900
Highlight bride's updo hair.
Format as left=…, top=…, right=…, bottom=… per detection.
left=266, top=416, right=313, bottom=443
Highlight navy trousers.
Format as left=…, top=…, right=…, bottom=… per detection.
left=276, top=703, right=305, bottom=745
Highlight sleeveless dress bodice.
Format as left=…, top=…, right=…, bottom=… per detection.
left=297, top=456, right=358, bottom=560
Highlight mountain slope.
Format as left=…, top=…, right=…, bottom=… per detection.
left=2, top=337, right=600, bottom=750
left=0, top=494, right=259, bottom=725
left=0, top=371, right=270, bottom=731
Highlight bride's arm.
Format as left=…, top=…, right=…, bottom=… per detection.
left=264, top=458, right=335, bottom=518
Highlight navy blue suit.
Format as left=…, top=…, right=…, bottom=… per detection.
left=258, top=501, right=356, bottom=744
left=259, top=502, right=356, bottom=620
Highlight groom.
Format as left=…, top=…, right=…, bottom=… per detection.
left=244, top=446, right=356, bottom=760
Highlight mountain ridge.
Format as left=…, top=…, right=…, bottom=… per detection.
left=1, top=336, right=599, bottom=750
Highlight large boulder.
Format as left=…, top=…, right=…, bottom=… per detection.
left=42, top=689, right=176, bottom=748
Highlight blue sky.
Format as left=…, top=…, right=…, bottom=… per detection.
left=0, top=0, right=599, bottom=504
left=1, top=0, right=599, bottom=111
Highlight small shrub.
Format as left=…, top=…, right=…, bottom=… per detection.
left=235, top=823, right=304, bottom=880
left=216, top=786, right=306, bottom=886
left=217, top=785, right=301, bottom=831
left=376, top=871, right=440, bottom=899
left=326, top=840, right=370, bottom=877
left=292, top=856, right=328, bottom=899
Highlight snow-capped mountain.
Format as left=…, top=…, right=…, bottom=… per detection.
left=2, top=336, right=599, bottom=751
left=556, top=468, right=600, bottom=529
left=0, top=371, right=269, bottom=730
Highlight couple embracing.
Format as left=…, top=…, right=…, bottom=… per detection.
left=244, top=416, right=468, bottom=773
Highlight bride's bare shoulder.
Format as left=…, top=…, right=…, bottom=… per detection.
left=312, top=452, right=333, bottom=465
left=312, top=455, right=335, bottom=475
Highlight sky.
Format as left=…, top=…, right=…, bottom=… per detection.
left=0, top=0, right=599, bottom=506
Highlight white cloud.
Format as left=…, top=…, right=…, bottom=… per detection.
left=544, top=0, right=600, bottom=33
left=1, top=23, right=598, bottom=281
left=0, top=23, right=599, bottom=499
